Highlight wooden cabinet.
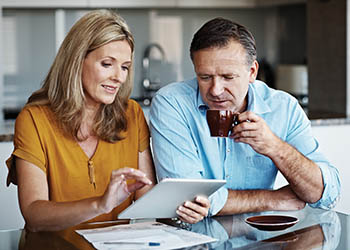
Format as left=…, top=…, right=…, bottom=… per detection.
left=307, top=0, right=348, bottom=119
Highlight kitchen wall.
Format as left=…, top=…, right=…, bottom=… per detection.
left=0, top=5, right=306, bottom=116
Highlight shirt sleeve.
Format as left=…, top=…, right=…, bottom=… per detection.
left=285, top=101, right=341, bottom=209
left=149, top=93, right=228, bottom=216
left=6, top=107, right=47, bottom=186
left=132, top=100, right=150, bottom=153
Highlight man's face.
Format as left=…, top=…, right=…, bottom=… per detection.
left=193, top=41, right=258, bottom=112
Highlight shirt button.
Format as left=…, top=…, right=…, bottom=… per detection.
left=227, top=149, right=230, bottom=152
left=226, top=175, right=230, bottom=178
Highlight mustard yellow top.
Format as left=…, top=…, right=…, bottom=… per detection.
left=6, top=99, right=150, bottom=223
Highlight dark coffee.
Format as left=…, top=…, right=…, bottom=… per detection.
left=206, top=110, right=238, bottom=137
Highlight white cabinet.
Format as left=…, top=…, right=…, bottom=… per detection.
left=0, top=142, right=24, bottom=230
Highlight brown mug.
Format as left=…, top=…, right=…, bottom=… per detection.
left=206, top=110, right=239, bottom=137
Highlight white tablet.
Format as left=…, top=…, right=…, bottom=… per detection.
left=118, top=178, right=226, bottom=219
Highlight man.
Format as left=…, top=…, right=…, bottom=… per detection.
left=149, top=17, right=340, bottom=219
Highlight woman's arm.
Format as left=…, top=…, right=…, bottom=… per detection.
left=16, top=158, right=152, bottom=232
left=135, top=147, right=156, bottom=199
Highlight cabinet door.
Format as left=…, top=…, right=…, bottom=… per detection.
left=307, top=0, right=347, bottom=119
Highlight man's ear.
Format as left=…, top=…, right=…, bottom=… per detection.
left=249, top=60, right=259, bottom=83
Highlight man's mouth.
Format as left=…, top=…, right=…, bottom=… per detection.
left=210, top=99, right=227, bottom=104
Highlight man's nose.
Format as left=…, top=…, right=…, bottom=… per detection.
left=209, top=77, right=224, bottom=96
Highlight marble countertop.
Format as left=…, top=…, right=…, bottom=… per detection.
left=2, top=117, right=350, bottom=142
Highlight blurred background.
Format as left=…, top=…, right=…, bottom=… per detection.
left=0, top=0, right=347, bottom=121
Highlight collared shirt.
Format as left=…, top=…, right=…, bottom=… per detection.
left=149, top=78, right=341, bottom=216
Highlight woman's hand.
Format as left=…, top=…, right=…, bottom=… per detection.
left=176, top=196, right=210, bottom=224
left=99, top=167, right=152, bottom=214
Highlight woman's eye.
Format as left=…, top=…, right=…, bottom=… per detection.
left=122, top=66, right=130, bottom=71
left=102, top=62, right=112, bottom=67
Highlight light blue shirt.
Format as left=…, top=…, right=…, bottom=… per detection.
left=149, top=78, right=340, bottom=216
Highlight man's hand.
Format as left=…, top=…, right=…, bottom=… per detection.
left=230, top=111, right=282, bottom=157
left=176, top=196, right=210, bottom=224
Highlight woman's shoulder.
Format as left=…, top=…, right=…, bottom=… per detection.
left=19, top=104, right=46, bottom=117
left=126, top=99, right=143, bottom=114
left=125, top=99, right=148, bottom=127
left=16, top=104, right=55, bottom=126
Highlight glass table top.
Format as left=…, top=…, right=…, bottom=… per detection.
left=1, top=205, right=348, bottom=249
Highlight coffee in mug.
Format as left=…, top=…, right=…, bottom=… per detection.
left=206, top=110, right=239, bottom=137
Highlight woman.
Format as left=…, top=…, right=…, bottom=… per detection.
left=5, top=9, right=155, bottom=232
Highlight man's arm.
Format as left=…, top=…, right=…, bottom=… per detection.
left=231, top=110, right=339, bottom=207
left=268, top=138, right=323, bottom=203
left=218, top=185, right=306, bottom=215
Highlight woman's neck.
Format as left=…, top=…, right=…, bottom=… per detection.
left=79, top=105, right=99, bottom=139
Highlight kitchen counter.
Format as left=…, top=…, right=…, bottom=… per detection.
left=2, top=117, right=350, bottom=142
left=0, top=121, right=14, bottom=142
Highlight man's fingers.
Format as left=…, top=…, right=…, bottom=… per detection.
left=176, top=206, right=203, bottom=224
left=183, top=200, right=208, bottom=217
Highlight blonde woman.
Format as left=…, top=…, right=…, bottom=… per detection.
left=5, top=9, right=156, bottom=232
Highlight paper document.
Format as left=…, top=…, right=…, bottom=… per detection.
left=76, top=221, right=217, bottom=250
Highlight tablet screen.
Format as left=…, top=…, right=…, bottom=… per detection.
left=118, top=178, right=226, bottom=219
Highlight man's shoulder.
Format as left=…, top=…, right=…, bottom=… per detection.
left=251, top=80, right=297, bottom=103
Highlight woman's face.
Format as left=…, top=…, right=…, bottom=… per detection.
left=82, top=40, right=132, bottom=109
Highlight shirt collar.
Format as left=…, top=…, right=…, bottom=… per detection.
left=196, top=79, right=271, bottom=114
left=247, top=82, right=271, bottom=115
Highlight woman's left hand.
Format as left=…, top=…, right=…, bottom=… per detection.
left=176, top=196, right=210, bottom=224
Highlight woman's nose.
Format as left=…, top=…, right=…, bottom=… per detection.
left=110, top=67, right=126, bottom=83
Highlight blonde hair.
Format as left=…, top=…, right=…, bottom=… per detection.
left=27, top=9, right=135, bottom=143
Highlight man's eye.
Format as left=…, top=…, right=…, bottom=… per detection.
left=199, top=76, right=210, bottom=80
left=224, top=75, right=234, bottom=80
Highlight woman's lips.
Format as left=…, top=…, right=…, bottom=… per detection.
left=102, top=84, right=118, bottom=93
